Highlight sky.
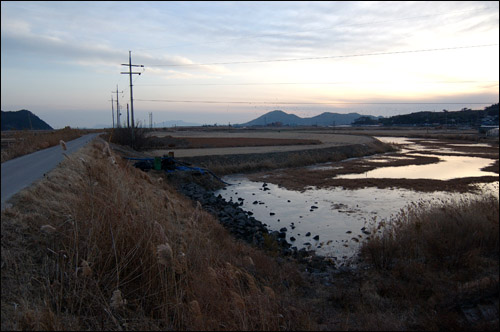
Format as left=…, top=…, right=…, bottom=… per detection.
left=1, top=1, right=499, bottom=129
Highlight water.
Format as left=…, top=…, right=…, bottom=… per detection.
left=215, top=137, right=499, bottom=262
left=336, top=155, right=497, bottom=180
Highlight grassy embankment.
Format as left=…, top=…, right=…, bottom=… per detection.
left=1, top=128, right=98, bottom=163
left=1, top=140, right=311, bottom=330
left=1, top=136, right=498, bottom=330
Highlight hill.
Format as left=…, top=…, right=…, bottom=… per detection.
left=353, top=103, right=499, bottom=127
left=1, top=109, right=53, bottom=130
left=236, top=110, right=370, bottom=127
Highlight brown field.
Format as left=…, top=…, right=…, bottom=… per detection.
left=146, top=129, right=374, bottom=158
left=145, top=135, right=321, bottom=149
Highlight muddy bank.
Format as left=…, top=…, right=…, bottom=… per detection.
left=246, top=138, right=499, bottom=193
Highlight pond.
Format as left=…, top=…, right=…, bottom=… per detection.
left=215, top=137, right=499, bottom=263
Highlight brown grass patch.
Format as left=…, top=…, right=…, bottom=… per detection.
left=144, top=135, right=322, bottom=149
left=351, top=195, right=499, bottom=330
left=1, top=128, right=99, bottom=163
left=1, top=139, right=311, bottom=330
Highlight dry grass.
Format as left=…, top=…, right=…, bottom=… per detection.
left=145, top=136, right=322, bottom=149
left=353, top=195, right=499, bottom=330
left=1, top=128, right=97, bottom=163
left=1, top=139, right=311, bottom=330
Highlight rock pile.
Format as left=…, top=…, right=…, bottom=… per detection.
left=178, top=182, right=296, bottom=256
left=168, top=171, right=337, bottom=272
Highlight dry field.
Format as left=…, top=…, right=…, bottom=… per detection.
left=145, top=129, right=374, bottom=158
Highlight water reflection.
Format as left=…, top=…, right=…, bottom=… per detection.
left=336, top=154, right=497, bottom=180
left=216, top=137, right=498, bottom=263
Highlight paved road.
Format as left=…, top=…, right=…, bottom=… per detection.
left=1, top=133, right=101, bottom=210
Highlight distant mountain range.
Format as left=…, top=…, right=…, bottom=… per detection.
left=1, top=110, right=53, bottom=130
left=235, top=110, right=377, bottom=127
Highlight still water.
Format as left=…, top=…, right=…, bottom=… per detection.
left=216, top=137, right=499, bottom=262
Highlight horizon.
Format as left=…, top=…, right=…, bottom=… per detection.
left=3, top=105, right=497, bottom=129
left=1, top=1, right=499, bottom=129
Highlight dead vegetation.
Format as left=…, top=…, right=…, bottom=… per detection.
left=145, top=135, right=322, bottom=149
left=1, top=128, right=97, bottom=163
left=353, top=195, right=499, bottom=330
left=1, top=139, right=312, bottom=330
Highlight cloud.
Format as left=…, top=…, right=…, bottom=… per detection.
left=1, top=19, right=229, bottom=78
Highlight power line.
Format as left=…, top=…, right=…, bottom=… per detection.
left=135, top=80, right=499, bottom=87
left=144, top=44, right=498, bottom=67
left=134, top=99, right=496, bottom=105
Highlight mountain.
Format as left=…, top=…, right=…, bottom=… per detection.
left=304, top=112, right=367, bottom=126
left=239, top=110, right=303, bottom=127
left=1, top=110, right=53, bottom=130
left=235, top=110, right=368, bottom=127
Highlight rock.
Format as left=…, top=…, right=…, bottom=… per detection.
left=305, top=232, right=311, bottom=237
left=313, top=235, right=320, bottom=241
left=279, top=227, right=287, bottom=232
left=290, top=237, right=296, bottom=241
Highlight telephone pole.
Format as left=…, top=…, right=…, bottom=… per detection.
left=110, top=95, right=115, bottom=128
left=113, top=86, right=123, bottom=128
left=127, top=104, right=130, bottom=129
left=121, top=51, right=144, bottom=133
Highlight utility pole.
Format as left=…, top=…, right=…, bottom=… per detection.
left=113, top=86, right=123, bottom=128
left=127, top=104, right=130, bottom=129
left=121, top=51, right=144, bottom=135
left=110, top=95, right=115, bottom=128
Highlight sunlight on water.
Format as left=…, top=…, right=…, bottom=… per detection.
left=336, top=154, right=498, bottom=180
